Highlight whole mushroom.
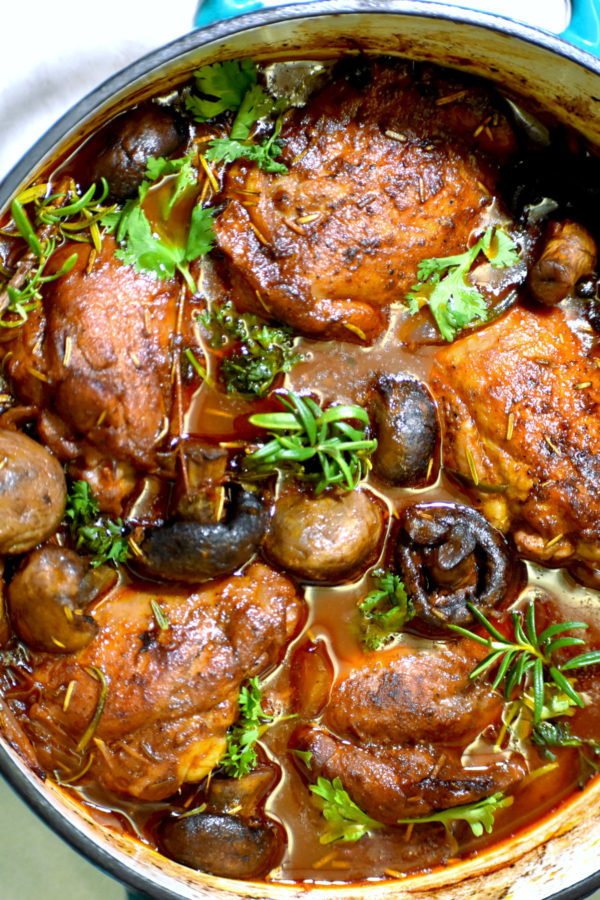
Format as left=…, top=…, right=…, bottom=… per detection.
left=0, top=429, right=66, bottom=555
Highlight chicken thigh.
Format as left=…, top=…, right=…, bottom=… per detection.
left=24, top=562, right=303, bottom=801
left=214, top=60, right=517, bottom=342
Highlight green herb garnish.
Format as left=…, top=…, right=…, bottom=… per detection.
left=358, top=569, right=414, bottom=649
left=396, top=791, right=513, bottom=837
left=406, top=226, right=520, bottom=341
left=198, top=300, right=302, bottom=397
left=150, top=599, right=170, bottom=631
left=221, top=677, right=274, bottom=778
left=450, top=602, right=600, bottom=723
left=309, top=776, right=382, bottom=844
left=187, top=58, right=288, bottom=174
left=186, top=59, right=259, bottom=121
left=64, top=480, right=130, bottom=568
left=76, top=665, right=108, bottom=752
left=102, top=154, right=215, bottom=293
left=245, top=391, right=377, bottom=493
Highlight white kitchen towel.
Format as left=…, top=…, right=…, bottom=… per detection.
left=0, top=0, right=196, bottom=183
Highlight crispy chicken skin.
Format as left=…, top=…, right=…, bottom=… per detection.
left=431, top=304, right=600, bottom=567
left=1, top=236, right=178, bottom=473
left=294, top=726, right=525, bottom=825
left=24, top=562, right=303, bottom=801
left=214, top=60, right=516, bottom=342
left=292, top=640, right=522, bottom=822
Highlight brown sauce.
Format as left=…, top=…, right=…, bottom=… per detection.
left=1, top=53, right=600, bottom=887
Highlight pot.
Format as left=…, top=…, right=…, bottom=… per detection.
left=1, top=3, right=600, bottom=899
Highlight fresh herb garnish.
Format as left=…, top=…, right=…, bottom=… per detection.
left=406, top=226, right=520, bottom=341
left=102, top=154, right=215, bottom=293
left=198, top=300, right=302, bottom=397
left=76, top=665, right=108, bottom=752
left=309, top=776, right=382, bottom=844
left=64, top=480, right=130, bottom=568
left=531, top=719, right=600, bottom=762
left=221, top=677, right=274, bottom=779
left=186, top=59, right=258, bottom=121
left=150, top=599, right=170, bottom=631
left=450, top=602, right=600, bottom=723
left=245, top=391, right=377, bottom=493
left=358, top=569, right=414, bottom=649
left=187, top=58, right=288, bottom=174
left=396, top=791, right=513, bottom=837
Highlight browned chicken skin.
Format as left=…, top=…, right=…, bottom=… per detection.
left=214, top=60, right=517, bottom=342
left=431, top=304, right=600, bottom=569
left=292, top=640, right=522, bottom=823
left=24, top=562, right=303, bottom=801
left=2, top=236, right=179, bottom=474
left=294, top=726, right=525, bottom=825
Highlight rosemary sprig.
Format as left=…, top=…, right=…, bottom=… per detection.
left=245, top=391, right=377, bottom=493
left=450, top=602, right=600, bottom=723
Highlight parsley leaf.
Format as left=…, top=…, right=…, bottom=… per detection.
left=186, top=59, right=258, bottom=121
left=406, top=226, right=520, bottom=341
left=396, top=792, right=513, bottom=838
left=358, top=569, right=414, bottom=649
left=310, top=776, right=382, bottom=844
left=64, top=480, right=130, bottom=568
left=198, top=300, right=302, bottom=397
left=205, top=136, right=287, bottom=174
left=104, top=165, right=216, bottom=294
left=221, top=677, right=273, bottom=779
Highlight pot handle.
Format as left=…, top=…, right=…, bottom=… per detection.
left=193, top=0, right=600, bottom=58
left=561, top=0, right=600, bottom=56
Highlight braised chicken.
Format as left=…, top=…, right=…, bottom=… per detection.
left=1, top=52, right=600, bottom=887
left=431, top=304, right=600, bottom=569
left=23, top=562, right=302, bottom=801
left=2, top=236, right=179, bottom=477
left=214, top=59, right=517, bottom=342
left=292, top=640, right=525, bottom=824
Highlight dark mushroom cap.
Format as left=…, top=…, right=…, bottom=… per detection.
left=396, top=502, right=523, bottom=627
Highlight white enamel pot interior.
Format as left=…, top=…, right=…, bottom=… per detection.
left=1, top=3, right=600, bottom=899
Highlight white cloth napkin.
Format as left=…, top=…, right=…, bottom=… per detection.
left=0, top=0, right=196, bottom=183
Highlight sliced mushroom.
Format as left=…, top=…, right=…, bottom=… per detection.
left=7, top=546, right=115, bottom=653
left=263, top=488, right=385, bottom=584
left=0, top=429, right=66, bottom=554
left=369, top=375, right=438, bottom=485
left=158, top=812, right=284, bottom=879
left=396, top=502, right=521, bottom=627
left=529, top=220, right=597, bottom=305
left=91, top=103, right=188, bottom=201
left=137, top=486, right=267, bottom=583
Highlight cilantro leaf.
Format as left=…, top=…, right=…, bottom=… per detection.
left=64, top=480, right=130, bottom=568
left=406, top=226, right=520, bottom=341
left=205, top=137, right=287, bottom=174
left=198, top=300, right=302, bottom=397
left=186, top=58, right=258, bottom=121
left=358, top=569, right=414, bottom=649
left=145, top=155, right=196, bottom=215
left=221, top=677, right=273, bottom=778
left=396, top=792, right=513, bottom=838
left=231, top=84, right=278, bottom=140
left=310, top=776, right=382, bottom=844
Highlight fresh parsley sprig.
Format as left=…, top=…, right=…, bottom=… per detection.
left=358, top=569, right=414, bottom=649
left=64, top=480, right=130, bottom=568
left=396, top=791, right=513, bottom=837
left=221, top=677, right=274, bottom=779
left=198, top=300, right=302, bottom=397
left=245, top=391, right=377, bottom=493
left=187, top=58, right=288, bottom=174
left=406, top=226, right=520, bottom=341
left=310, top=776, right=382, bottom=844
left=102, top=154, right=215, bottom=293
left=450, top=602, right=600, bottom=723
